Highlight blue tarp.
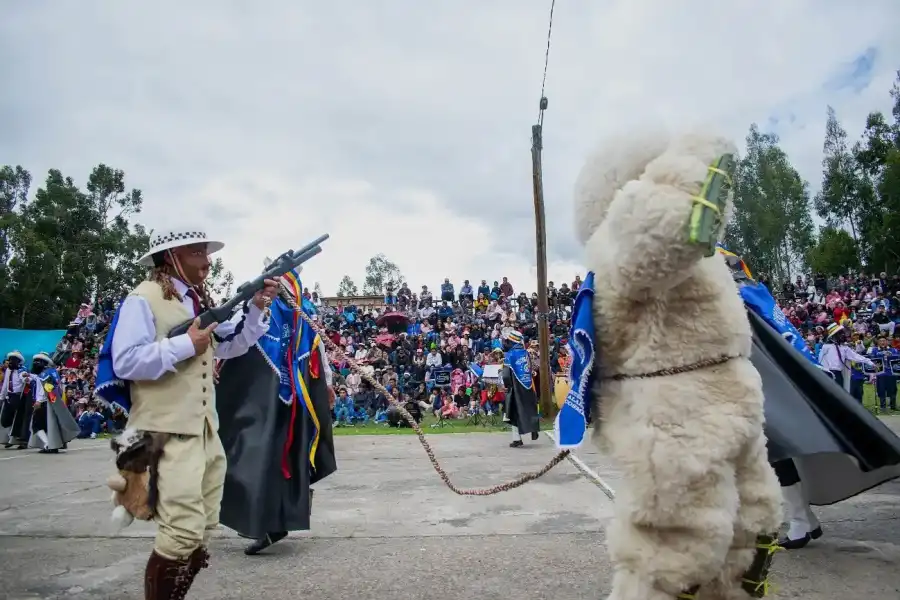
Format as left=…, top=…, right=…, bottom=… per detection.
left=0, top=328, right=67, bottom=367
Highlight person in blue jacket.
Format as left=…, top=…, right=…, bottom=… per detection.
left=868, top=336, right=899, bottom=412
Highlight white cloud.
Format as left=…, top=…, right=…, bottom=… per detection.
left=1, top=0, right=898, bottom=294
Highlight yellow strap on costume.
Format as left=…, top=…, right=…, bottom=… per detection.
left=688, top=155, right=735, bottom=256
left=690, top=165, right=733, bottom=212
left=296, top=334, right=322, bottom=469
left=742, top=538, right=783, bottom=597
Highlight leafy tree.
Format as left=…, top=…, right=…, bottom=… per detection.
left=813, top=107, right=869, bottom=265
left=206, top=257, right=234, bottom=303
left=850, top=71, right=900, bottom=272
left=83, top=164, right=147, bottom=300
left=0, top=166, right=31, bottom=264
left=336, top=275, right=358, bottom=297
left=4, top=169, right=97, bottom=328
left=362, top=254, right=403, bottom=295
left=724, top=124, right=814, bottom=284
left=0, top=166, right=32, bottom=324
left=0, top=165, right=151, bottom=328
left=806, top=227, right=859, bottom=276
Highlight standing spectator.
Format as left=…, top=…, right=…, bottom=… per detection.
left=440, top=278, right=455, bottom=302
left=868, top=337, right=899, bottom=412
left=572, top=275, right=582, bottom=293
left=499, top=277, right=514, bottom=299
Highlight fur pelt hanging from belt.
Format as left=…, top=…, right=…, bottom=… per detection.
left=106, top=428, right=170, bottom=529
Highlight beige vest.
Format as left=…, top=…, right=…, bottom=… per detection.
left=125, top=280, right=217, bottom=436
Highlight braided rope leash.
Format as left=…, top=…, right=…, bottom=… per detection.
left=296, top=309, right=570, bottom=496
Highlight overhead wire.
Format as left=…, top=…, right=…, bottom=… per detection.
left=537, top=0, right=556, bottom=127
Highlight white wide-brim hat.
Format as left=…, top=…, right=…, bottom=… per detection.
left=137, top=226, right=225, bottom=267
left=32, top=352, right=53, bottom=365
left=6, top=350, right=24, bottom=362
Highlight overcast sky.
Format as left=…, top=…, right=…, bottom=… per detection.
left=2, top=1, right=898, bottom=296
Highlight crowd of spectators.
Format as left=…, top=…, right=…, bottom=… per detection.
left=768, top=271, right=900, bottom=352
left=8, top=267, right=899, bottom=435
left=52, top=297, right=128, bottom=438
left=309, top=276, right=581, bottom=426
left=766, top=270, right=900, bottom=411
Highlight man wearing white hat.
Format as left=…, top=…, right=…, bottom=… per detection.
left=100, top=225, right=278, bottom=600
left=818, top=322, right=873, bottom=389
left=0, top=350, right=31, bottom=449
left=500, top=329, right=541, bottom=448
left=27, top=352, right=80, bottom=453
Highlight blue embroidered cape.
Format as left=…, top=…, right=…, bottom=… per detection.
left=554, top=271, right=595, bottom=449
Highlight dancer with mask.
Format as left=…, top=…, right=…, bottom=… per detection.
left=217, top=265, right=337, bottom=556
left=28, top=352, right=79, bottom=454
left=1, top=350, right=31, bottom=449
left=719, top=246, right=900, bottom=551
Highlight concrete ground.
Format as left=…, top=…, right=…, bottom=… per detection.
left=1, top=423, right=899, bottom=600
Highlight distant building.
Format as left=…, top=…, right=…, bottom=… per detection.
left=320, top=295, right=384, bottom=309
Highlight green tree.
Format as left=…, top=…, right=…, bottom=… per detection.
left=0, top=166, right=31, bottom=264
left=83, top=164, right=148, bottom=300
left=0, top=165, right=152, bottom=328
left=336, top=275, right=358, bottom=297
left=362, top=254, right=403, bottom=295
left=806, top=227, right=860, bottom=276
left=206, top=257, right=234, bottom=303
left=4, top=169, right=96, bottom=328
left=850, top=71, right=900, bottom=272
left=813, top=107, right=869, bottom=264
left=724, top=124, right=814, bottom=284
left=0, top=166, right=32, bottom=325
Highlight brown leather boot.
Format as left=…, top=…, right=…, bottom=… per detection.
left=144, top=548, right=208, bottom=600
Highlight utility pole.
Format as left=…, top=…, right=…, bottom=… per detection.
left=531, top=96, right=555, bottom=419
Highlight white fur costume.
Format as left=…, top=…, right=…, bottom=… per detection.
left=575, top=132, right=783, bottom=600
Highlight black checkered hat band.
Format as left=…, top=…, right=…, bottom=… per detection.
left=151, top=230, right=208, bottom=247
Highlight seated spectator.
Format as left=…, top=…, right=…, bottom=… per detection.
left=440, top=278, right=455, bottom=302
left=439, top=394, right=459, bottom=419
left=872, top=305, right=896, bottom=337
left=77, top=404, right=105, bottom=439
left=459, top=280, right=473, bottom=303
left=334, top=388, right=355, bottom=425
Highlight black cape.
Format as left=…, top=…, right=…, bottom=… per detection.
left=501, top=360, right=540, bottom=436
left=217, top=346, right=337, bottom=539
left=751, top=309, right=900, bottom=505
left=1, top=391, right=32, bottom=444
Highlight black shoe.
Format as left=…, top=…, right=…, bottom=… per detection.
left=39, top=448, right=59, bottom=454
left=509, top=440, right=524, bottom=448
left=244, top=531, right=288, bottom=555
left=810, top=526, right=823, bottom=540
left=3, top=443, right=12, bottom=449
left=778, top=533, right=811, bottom=549
left=531, top=431, right=539, bottom=441
left=16, top=444, right=26, bottom=450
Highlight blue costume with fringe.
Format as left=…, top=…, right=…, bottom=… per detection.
left=216, top=272, right=336, bottom=542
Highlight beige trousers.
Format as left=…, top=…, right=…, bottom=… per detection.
left=153, top=421, right=226, bottom=560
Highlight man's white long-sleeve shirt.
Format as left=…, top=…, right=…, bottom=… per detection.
left=426, top=352, right=443, bottom=368
left=818, top=343, right=874, bottom=371
left=0, top=368, right=28, bottom=399
left=111, top=277, right=270, bottom=382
